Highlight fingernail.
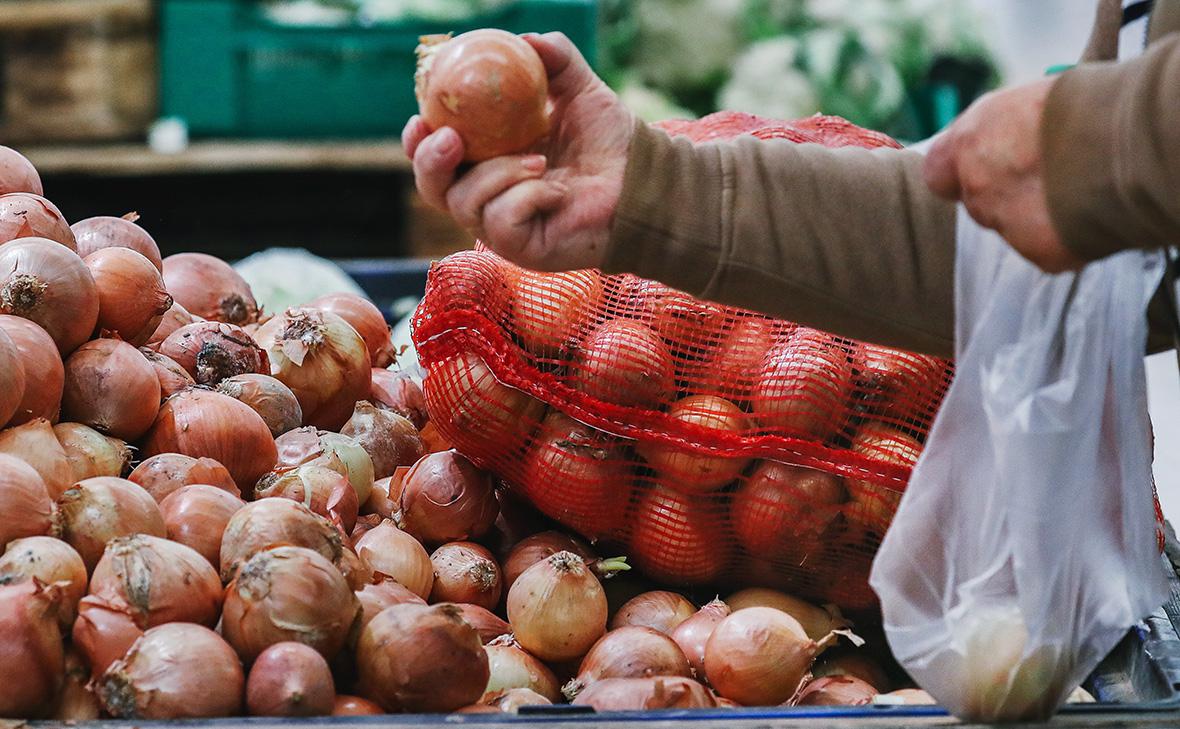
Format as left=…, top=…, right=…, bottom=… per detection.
left=435, top=129, right=459, bottom=156
left=522, top=155, right=547, bottom=173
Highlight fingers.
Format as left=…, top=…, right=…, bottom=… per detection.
left=446, top=154, right=549, bottom=231
left=523, top=31, right=598, bottom=97
left=401, top=115, right=430, bottom=159
left=481, top=178, right=567, bottom=262
left=922, top=130, right=963, bottom=201
left=412, top=127, right=464, bottom=210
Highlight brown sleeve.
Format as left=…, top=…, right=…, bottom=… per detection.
left=604, top=120, right=958, bottom=358
left=1041, top=34, right=1180, bottom=261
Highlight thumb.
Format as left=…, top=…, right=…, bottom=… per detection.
left=922, top=131, right=964, bottom=201
left=522, top=32, right=597, bottom=98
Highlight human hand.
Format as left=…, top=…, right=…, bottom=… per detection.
left=923, top=78, right=1085, bottom=273
left=403, top=32, right=636, bottom=272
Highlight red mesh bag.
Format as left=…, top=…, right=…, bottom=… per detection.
left=411, top=112, right=954, bottom=610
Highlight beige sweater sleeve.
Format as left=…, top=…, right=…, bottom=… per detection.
left=604, top=121, right=958, bottom=359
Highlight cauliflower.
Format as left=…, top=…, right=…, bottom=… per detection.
left=629, top=0, right=747, bottom=91
left=617, top=78, right=697, bottom=123
left=718, top=36, right=819, bottom=120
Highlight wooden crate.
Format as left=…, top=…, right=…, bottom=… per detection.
left=0, top=0, right=157, bottom=144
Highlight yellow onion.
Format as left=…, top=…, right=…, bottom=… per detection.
left=730, top=463, right=846, bottom=562
left=484, top=688, right=552, bottom=712
left=0, top=417, right=73, bottom=498
left=139, top=348, right=196, bottom=401
left=636, top=395, right=750, bottom=493
left=354, top=520, right=433, bottom=599
left=96, top=623, right=245, bottom=718
left=370, top=368, right=427, bottom=428
left=572, top=676, right=716, bottom=711
left=0, top=315, right=63, bottom=425
left=0, top=580, right=65, bottom=718
left=53, top=422, right=132, bottom=481
left=222, top=545, right=361, bottom=662
left=880, top=688, right=937, bottom=705
left=752, top=329, right=854, bottom=439
left=628, top=486, right=730, bottom=585
left=88, top=534, right=222, bottom=628
left=54, top=647, right=102, bottom=720
left=129, top=452, right=239, bottom=503
left=255, top=308, right=372, bottom=430
left=84, top=247, right=172, bottom=345
left=62, top=338, right=161, bottom=441
left=55, top=476, right=166, bottom=572
left=671, top=599, right=731, bottom=679
left=507, top=551, right=607, bottom=663
left=309, top=292, right=396, bottom=368
left=0, top=237, right=98, bottom=354
left=611, top=591, right=697, bottom=635
left=565, top=626, right=692, bottom=699
left=145, top=300, right=198, bottom=349
left=274, top=427, right=375, bottom=507
left=163, top=252, right=259, bottom=325
left=846, top=422, right=919, bottom=535
left=71, top=213, right=163, bottom=271
left=400, top=450, right=498, bottom=546
left=503, top=531, right=629, bottom=591
left=0, top=453, right=54, bottom=546
left=364, top=469, right=407, bottom=519
left=357, top=602, right=489, bottom=712
left=456, top=603, right=511, bottom=644
left=793, top=675, right=878, bottom=706
left=217, top=373, right=303, bottom=438
left=725, top=588, right=851, bottom=643
left=0, top=324, right=27, bottom=427
left=357, top=576, right=426, bottom=632
left=255, top=462, right=359, bottom=534
left=159, top=484, right=245, bottom=567
left=811, top=649, right=892, bottom=692
left=140, top=389, right=277, bottom=489
left=0, top=536, right=87, bottom=627
left=341, top=400, right=423, bottom=479
left=510, top=269, right=602, bottom=357
left=160, top=321, right=269, bottom=385
left=430, top=541, right=502, bottom=610
left=246, top=641, right=336, bottom=717
left=484, top=635, right=561, bottom=702
left=72, top=596, right=143, bottom=680
left=351, top=512, right=382, bottom=542
left=0, top=193, right=74, bottom=249
left=572, top=319, right=675, bottom=408
left=332, top=695, right=384, bottom=715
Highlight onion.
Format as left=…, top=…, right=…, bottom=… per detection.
left=129, top=453, right=239, bottom=502
left=54, top=647, right=101, bottom=720
left=0, top=580, right=65, bottom=718
left=72, top=214, right=163, bottom=270
left=139, top=348, right=196, bottom=400
left=510, top=269, right=602, bottom=357
left=0, top=536, right=87, bottom=627
left=637, top=395, right=749, bottom=493
left=0, top=417, right=73, bottom=498
left=793, top=675, right=877, bottom=706
left=484, top=635, right=561, bottom=701
left=508, top=551, right=607, bottom=662
left=0, top=238, right=99, bottom=354
left=96, top=623, right=245, bottom=718
left=856, top=343, right=947, bottom=408
left=730, top=462, right=846, bottom=563
left=503, top=531, right=628, bottom=591
left=365, top=470, right=407, bottom=519
left=0, top=193, right=75, bottom=250
left=429, top=541, right=502, bottom=610
left=255, top=463, right=359, bottom=534
left=488, top=489, right=555, bottom=560
left=351, top=512, right=381, bottom=541
left=84, top=248, right=172, bottom=345
left=847, top=423, right=919, bottom=535
left=752, top=329, right=854, bottom=439
left=573, top=676, right=716, bottom=711
left=0, top=315, right=62, bottom=424
left=400, top=450, right=498, bottom=545
left=246, top=641, right=335, bottom=717
left=55, top=476, right=166, bottom=572
left=457, top=603, right=511, bottom=644
left=628, top=486, right=730, bottom=585
left=812, top=649, right=891, bottom=692
left=145, top=300, right=198, bottom=349
left=370, top=368, right=427, bottom=428
left=693, top=316, right=776, bottom=402
left=565, top=627, right=692, bottom=699
left=62, top=339, right=160, bottom=441
left=354, top=520, right=433, bottom=599
left=0, top=146, right=43, bottom=196
left=572, top=319, right=675, bottom=407
left=611, top=591, right=697, bottom=635
left=160, top=321, right=269, bottom=386
left=671, top=599, right=730, bottom=678
left=140, top=388, right=278, bottom=489
left=159, top=484, right=245, bottom=567
left=357, top=576, right=427, bottom=632
left=217, top=373, right=303, bottom=437
left=72, top=596, right=143, bottom=679
left=222, top=545, right=361, bottom=662
left=219, top=498, right=365, bottom=587
left=255, top=308, right=371, bottom=430
left=649, top=290, right=726, bottom=364
left=309, top=292, right=396, bottom=368
left=333, top=695, right=384, bottom=715
left=705, top=607, right=840, bottom=706
left=0, top=454, right=54, bottom=547
left=274, top=427, right=374, bottom=506
left=521, top=412, right=634, bottom=541
left=725, top=588, right=852, bottom=643
left=163, top=252, right=259, bottom=325
left=422, top=352, right=544, bottom=460
left=0, top=325, right=27, bottom=427
left=485, top=688, right=552, bottom=712
left=415, top=29, right=549, bottom=162
left=357, top=602, right=489, bottom=712
left=341, top=400, right=423, bottom=479
left=881, top=688, right=937, bottom=705
left=54, top=422, right=132, bottom=481
left=88, top=534, right=222, bottom=628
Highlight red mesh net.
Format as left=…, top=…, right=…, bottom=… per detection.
left=411, top=112, right=954, bottom=610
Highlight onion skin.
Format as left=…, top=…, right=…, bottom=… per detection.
left=0, top=536, right=87, bottom=627
left=0, top=193, right=75, bottom=250
left=0, top=417, right=74, bottom=498
left=72, top=596, right=143, bottom=680
left=217, top=373, right=303, bottom=438
left=62, top=338, right=161, bottom=441
left=145, top=301, right=198, bottom=349
left=0, top=580, right=65, bottom=718
left=88, top=534, right=222, bottom=628
left=140, top=388, right=278, bottom=489
left=274, top=427, right=375, bottom=507
left=222, top=545, right=361, bottom=663
left=429, top=541, right=502, bottom=610
left=484, top=635, right=561, bottom=701
left=812, top=650, right=892, bottom=693
left=671, top=599, right=731, bottom=678
left=219, top=498, right=363, bottom=587
left=364, top=470, right=406, bottom=519
left=129, top=453, right=240, bottom=503
left=0, top=325, right=26, bottom=427
left=856, top=343, right=946, bottom=410
left=730, top=462, right=846, bottom=561
left=370, top=368, right=427, bottom=428
left=159, top=484, right=245, bottom=567
left=54, top=647, right=102, bottom=720
left=309, top=293, right=396, bottom=368
left=572, top=676, right=717, bottom=711
left=0, top=237, right=99, bottom=354
left=611, top=591, right=697, bottom=635
left=573, top=319, right=675, bottom=407
left=636, top=395, right=750, bottom=493
left=692, top=316, right=776, bottom=402
left=254, top=463, right=359, bottom=534
left=847, top=423, right=920, bottom=535
left=400, top=450, right=498, bottom=545
left=160, top=321, right=269, bottom=386
left=457, top=603, right=511, bottom=644
left=84, top=247, right=172, bottom=345
left=96, top=622, right=245, bottom=719
left=72, top=214, right=163, bottom=271
left=705, top=607, right=828, bottom=706
left=508, top=551, right=607, bottom=663
left=246, top=642, right=336, bottom=717
left=55, top=477, right=167, bottom=572
left=793, top=675, right=878, bottom=707
left=0, top=146, right=43, bottom=196
left=724, top=588, right=850, bottom=643
left=628, top=486, right=730, bottom=585
left=139, top=348, right=196, bottom=400
left=333, top=695, right=384, bottom=715
left=485, top=688, right=552, bottom=712
left=509, top=269, right=602, bottom=357
left=54, top=422, right=132, bottom=481
left=163, top=252, right=259, bottom=325
left=0, top=453, right=54, bottom=547
left=415, top=29, right=550, bottom=162
left=357, top=602, right=490, bottom=712
left=354, top=520, right=433, bottom=599
left=357, top=576, right=427, bottom=632
left=503, top=531, right=598, bottom=591
left=0, top=315, right=63, bottom=425
left=753, top=329, right=854, bottom=439
left=566, top=626, right=693, bottom=699
left=341, top=400, right=424, bottom=479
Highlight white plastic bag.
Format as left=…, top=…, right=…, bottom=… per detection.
left=869, top=208, right=1170, bottom=722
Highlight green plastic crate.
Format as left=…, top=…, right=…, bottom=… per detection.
left=159, top=0, right=597, bottom=138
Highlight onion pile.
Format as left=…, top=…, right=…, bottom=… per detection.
left=62, top=339, right=160, bottom=441
left=0, top=418, right=74, bottom=498
left=429, top=541, right=502, bottom=610
left=309, top=293, right=396, bottom=368
left=273, top=427, right=374, bottom=505
left=0, top=536, right=87, bottom=626
left=139, top=348, right=196, bottom=400
left=246, top=642, right=336, bottom=717
left=611, top=591, right=697, bottom=635
left=508, top=551, right=607, bottom=663
left=0, top=145, right=43, bottom=196
left=254, top=463, right=359, bottom=533
left=87, top=534, right=222, bottom=628
left=354, top=520, right=433, bottom=599
left=72, top=214, right=163, bottom=269
left=0, top=580, right=66, bottom=718
left=160, top=321, right=269, bottom=385
left=341, top=400, right=423, bottom=479
left=159, top=484, right=245, bottom=566
left=0, top=325, right=27, bottom=427
left=55, top=477, right=167, bottom=571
